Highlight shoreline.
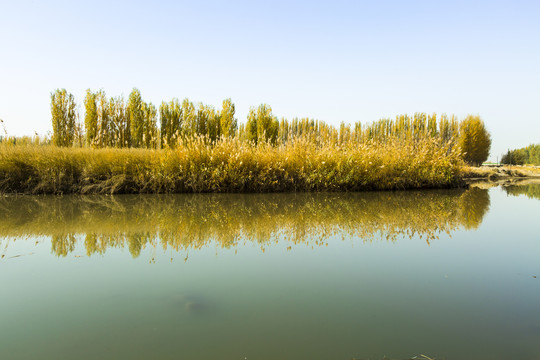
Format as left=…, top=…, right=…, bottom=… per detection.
left=2, top=161, right=539, bottom=195
left=463, top=165, right=540, bottom=185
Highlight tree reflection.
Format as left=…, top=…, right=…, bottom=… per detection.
left=502, top=183, right=540, bottom=201
left=458, top=187, right=491, bottom=230
left=0, top=189, right=490, bottom=258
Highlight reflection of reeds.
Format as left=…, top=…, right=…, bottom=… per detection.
left=0, top=136, right=463, bottom=194
left=0, top=189, right=489, bottom=258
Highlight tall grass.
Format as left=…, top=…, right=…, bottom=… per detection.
left=0, top=134, right=464, bottom=194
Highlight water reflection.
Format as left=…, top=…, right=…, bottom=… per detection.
left=0, top=188, right=490, bottom=258
left=502, top=182, right=540, bottom=200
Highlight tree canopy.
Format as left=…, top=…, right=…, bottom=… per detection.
left=458, top=115, right=491, bottom=166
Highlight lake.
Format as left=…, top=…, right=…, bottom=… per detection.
left=1, top=183, right=539, bottom=360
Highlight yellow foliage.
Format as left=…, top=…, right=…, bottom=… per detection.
left=458, top=115, right=491, bottom=166
left=0, top=134, right=464, bottom=194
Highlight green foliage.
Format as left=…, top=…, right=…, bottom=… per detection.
left=159, top=99, right=182, bottom=148
left=108, top=96, right=129, bottom=148
left=181, top=98, right=197, bottom=137
left=142, top=102, right=158, bottom=149
left=50, top=89, right=77, bottom=147
left=458, top=115, right=491, bottom=166
left=501, top=144, right=540, bottom=165
left=128, top=88, right=144, bottom=148
left=84, top=89, right=98, bottom=146
left=96, top=90, right=110, bottom=147
left=245, top=104, right=279, bottom=145
left=219, top=98, right=237, bottom=138
left=206, top=105, right=221, bottom=142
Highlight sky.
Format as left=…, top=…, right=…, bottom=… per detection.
left=0, top=0, right=539, bottom=160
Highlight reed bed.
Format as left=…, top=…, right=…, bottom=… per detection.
left=0, top=135, right=464, bottom=194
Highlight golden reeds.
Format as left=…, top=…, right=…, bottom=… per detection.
left=0, top=134, right=464, bottom=194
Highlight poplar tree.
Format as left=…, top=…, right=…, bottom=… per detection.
left=427, top=113, right=438, bottom=137
left=181, top=99, right=196, bottom=138
left=339, top=122, right=351, bottom=144
left=206, top=106, right=220, bottom=142
left=108, top=96, right=128, bottom=147
left=246, top=104, right=279, bottom=145
left=84, top=89, right=98, bottom=146
left=128, top=88, right=144, bottom=148
left=219, top=98, right=237, bottom=138
left=278, top=118, right=289, bottom=144
left=195, top=103, right=209, bottom=138
left=159, top=101, right=170, bottom=147
left=96, top=90, right=110, bottom=147
left=159, top=99, right=182, bottom=148
left=142, top=102, right=158, bottom=148
left=413, top=112, right=427, bottom=139
left=51, top=89, right=77, bottom=147
left=353, top=121, right=362, bottom=143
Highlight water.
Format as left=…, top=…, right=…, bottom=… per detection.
left=0, top=184, right=539, bottom=360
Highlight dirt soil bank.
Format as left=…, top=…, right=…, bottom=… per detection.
left=463, top=165, right=540, bottom=185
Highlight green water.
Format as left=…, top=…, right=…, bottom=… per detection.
left=0, top=185, right=539, bottom=360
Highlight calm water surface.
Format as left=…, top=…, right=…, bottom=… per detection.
left=0, top=184, right=539, bottom=360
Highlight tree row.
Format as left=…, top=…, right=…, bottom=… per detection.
left=50, top=88, right=492, bottom=165
left=501, top=144, right=540, bottom=165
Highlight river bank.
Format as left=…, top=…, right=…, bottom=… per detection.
left=463, top=165, right=540, bottom=184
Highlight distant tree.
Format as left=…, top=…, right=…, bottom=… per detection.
left=528, top=144, right=540, bottom=165
left=205, top=105, right=220, bottom=142
left=352, top=121, right=362, bottom=143
left=219, top=98, right=237, bottom=138
left=427, top=113, right=438, bottom=137
left=128, top=88, right=144, bottom=148
left=458, top=115, right=491, bottom=166
left=51, top=89, right=77, bottom=147
left=413, top=112, right=427, bottom=139
left=108, top=96, right=129, bottom=147
left=195, top=103, right=209, bottom=138
left=73, top=116, right=84, bottom=148
left=96, top=90, right=110, bottom=147
left=181, top=99, right=196, bottom=138
left=142, top=102, right=158, bottom=148
left=246, top=104, right=279, bottom=145
left=84, top=89, right=98, bottom=146
left=159, top=99, right=182, bottom=148
left=339, top=122, right=351, bottom=144
left=245, top=109, right=258, bottom=144
left=278, top=118, right=290, bottom=144
left=501, top=147, right=537, bottom=165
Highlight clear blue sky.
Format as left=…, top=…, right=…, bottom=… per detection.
left=1, top=0, right=539, bottom=160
